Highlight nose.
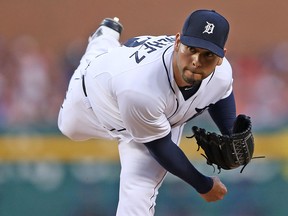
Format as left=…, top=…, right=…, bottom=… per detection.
left=192, top=53, right=201, bottom=68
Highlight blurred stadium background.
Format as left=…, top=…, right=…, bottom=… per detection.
left=0, top=1, right=288, bottom=215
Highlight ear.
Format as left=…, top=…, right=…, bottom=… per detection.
left=216, top=48, right=227, bottom=65
left=174, top=33, right=181, bottom=51
left=216, top=58, right=223, bottom=66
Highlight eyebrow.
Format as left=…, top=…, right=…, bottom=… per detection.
left=185, top=45, right=215, bottom=54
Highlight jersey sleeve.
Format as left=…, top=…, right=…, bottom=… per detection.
left=208, top=58, right=236, bottom=135
left=218, top=57, right=233, bottom=100
left=208, top=91, right=236, bottom=135
left=117, top=90, right=171, bottom=143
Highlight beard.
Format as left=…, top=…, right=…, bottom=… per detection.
left=182, top=69, right=203, bottom=85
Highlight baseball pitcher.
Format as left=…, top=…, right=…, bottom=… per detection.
left=58, top=10, right=255, bottom=215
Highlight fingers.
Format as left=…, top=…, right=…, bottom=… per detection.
left=213, top=176, right=227, bottom=196
left=200, top=176, right=227, bottom=202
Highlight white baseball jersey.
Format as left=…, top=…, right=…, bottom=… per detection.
left=58, top=32, right=233, bottom=216
left=83, top=35, right=233, bottom=143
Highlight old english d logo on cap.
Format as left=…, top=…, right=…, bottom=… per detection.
left=180, top=10, right=230, bottom=57
left=203, top=22, right=215, bottom=34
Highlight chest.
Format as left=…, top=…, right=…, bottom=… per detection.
left=165, top=83, right=225, bottom=127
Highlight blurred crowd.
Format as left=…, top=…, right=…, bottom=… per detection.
left=0, top=35, right=85, bottom=134
left=0, top=34, right=287, bottom=134
left=230, top=42, right=288, bottom=131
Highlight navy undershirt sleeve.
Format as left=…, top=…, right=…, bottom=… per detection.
left=143, top=133, right=213, bottom=194
left=208, top=91, right=236, bottom=135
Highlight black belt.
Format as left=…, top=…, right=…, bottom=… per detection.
left=82, top=75, right=87, bottom=97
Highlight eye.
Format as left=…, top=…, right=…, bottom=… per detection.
left=187, top=47, right=197, bottom=53
left=204, top=51, right=215, bottom=57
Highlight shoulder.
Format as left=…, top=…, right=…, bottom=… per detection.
left=218, top=57, right=232, bottom=72
left=221, top=57, right=232, bottom=71
left=214, top=57, right=233, bottom=80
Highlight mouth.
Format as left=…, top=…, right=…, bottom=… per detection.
left=184, top=68, right=201, bottom=74
left=190, top=70, right=202, bottom=75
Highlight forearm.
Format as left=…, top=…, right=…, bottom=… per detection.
left=144, top=133, right=213, bottom=194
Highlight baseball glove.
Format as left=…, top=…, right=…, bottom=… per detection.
left=189, top=114, right=260, bottom=173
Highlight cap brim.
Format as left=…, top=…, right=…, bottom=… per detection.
left=180, top=35, right=224, bottom=57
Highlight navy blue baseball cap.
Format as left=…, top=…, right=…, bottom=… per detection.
left=180, top=10, right=229, bottom=57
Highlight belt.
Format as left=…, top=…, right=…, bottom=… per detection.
left=82, top=75, right=87, bottom=97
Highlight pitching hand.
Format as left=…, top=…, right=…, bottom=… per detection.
left=200, top=176, right=227, bottom=202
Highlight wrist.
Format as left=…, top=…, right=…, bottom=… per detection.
left=196, top=176, right=213, bottom=194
